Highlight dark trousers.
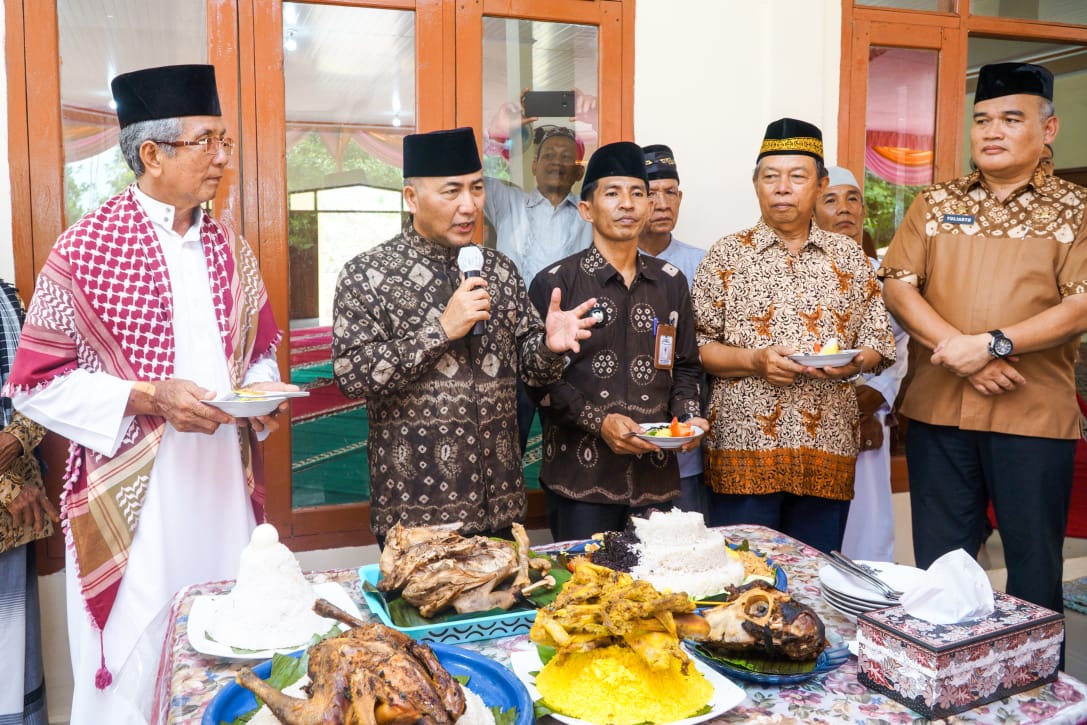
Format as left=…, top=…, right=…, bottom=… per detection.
left=706, top=491, right=851, bottom=554
left=545, top=489, right=661, bottom=542
left=516, top=380, right=537, bottom=457
left=906, top=420, right=1074, bottom=614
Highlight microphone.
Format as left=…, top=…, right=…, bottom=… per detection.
left=457, top=245, right=486, bottom=336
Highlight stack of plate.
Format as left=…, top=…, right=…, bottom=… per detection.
left=818, top=560, right=924, bottom=618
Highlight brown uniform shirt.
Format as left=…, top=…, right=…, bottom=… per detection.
left=692, top=220, right=895, bottom=500
left=879, top=169, right=1087, bottom=440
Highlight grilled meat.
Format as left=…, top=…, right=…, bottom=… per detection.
left=236, top=599, right=465, bottom=725
left=378, top=522, right=550, bottom=617
left=676, top=580, right=826, bottom=660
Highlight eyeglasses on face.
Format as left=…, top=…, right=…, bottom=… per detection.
left=154, top=137, right=236, bottom=157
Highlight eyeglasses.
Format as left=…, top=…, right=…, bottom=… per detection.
left=154, top=137, right=235, bottom=157
left=533, top=125, right=576, bottom=147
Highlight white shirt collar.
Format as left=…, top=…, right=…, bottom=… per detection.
left=132, top=184, right=203, bottom=239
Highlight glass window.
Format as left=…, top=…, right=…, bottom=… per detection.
left=58, top=0, right=207, bottom=225
left=971, top=0, right=1087, bottom=23
left=480, top=17, right=599, bottom=248
left=863, top=47, right=938, bottom=250
left=283, top=2, right=415, bottom=509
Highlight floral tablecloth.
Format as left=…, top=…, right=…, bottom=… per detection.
left=154, top=524, right=1087, bottom=725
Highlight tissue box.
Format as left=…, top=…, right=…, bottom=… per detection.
left=857, top=591, right=1063, bottom=718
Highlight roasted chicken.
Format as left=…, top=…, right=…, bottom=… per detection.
left=676, top=580, right=827, bottom=660
left=530, top=558, right=697, bottom=671
left=378, top=522, right=552, bottom=617
left=236, top=599, right=465, bottom=725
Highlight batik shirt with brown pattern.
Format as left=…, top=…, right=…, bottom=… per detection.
left=879, top=169, right=1087, bottom=439
left=332, top=221, right=565, bottom=536
left=691, top=219, right=895, bottom=500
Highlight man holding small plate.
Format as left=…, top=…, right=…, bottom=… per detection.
left=690, top=118, right=895, bottom=553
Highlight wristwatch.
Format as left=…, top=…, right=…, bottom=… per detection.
left=987, top=329, right=1014, bottom=359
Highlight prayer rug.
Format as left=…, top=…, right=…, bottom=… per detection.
left=1064, top=576, right=1087, bottom=616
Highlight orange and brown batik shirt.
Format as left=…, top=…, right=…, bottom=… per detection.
left=879, top=169, right=1087, bottom=440
left=691, top=219, right=895, bottom=500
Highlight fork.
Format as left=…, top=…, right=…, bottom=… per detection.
left=827, top=551, right=903, bottom=600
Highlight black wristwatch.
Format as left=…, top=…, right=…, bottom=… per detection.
left=987, top=329, right=1014, bottom=359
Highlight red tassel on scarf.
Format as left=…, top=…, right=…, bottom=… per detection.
left=95, top=630, right=113, bottom=689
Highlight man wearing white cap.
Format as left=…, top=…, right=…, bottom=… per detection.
left=815, top=167, right=909, bottom=562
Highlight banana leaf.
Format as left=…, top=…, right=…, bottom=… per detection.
left=692, top=643, right=818, bottom=674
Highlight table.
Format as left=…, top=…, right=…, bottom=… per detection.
left=154, top=524, right=1087, bottom=724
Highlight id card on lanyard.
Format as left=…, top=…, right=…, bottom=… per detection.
left=654, top=311, right=679, bottom=370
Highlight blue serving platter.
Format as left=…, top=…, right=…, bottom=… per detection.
left=201, top=641, right=533, bottom=725
left=358, top=564, right=538, bottom=644
left=686, top=642, right=850, bottom=685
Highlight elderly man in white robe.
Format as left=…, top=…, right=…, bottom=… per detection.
left=5, top=64, right=291, bottom=723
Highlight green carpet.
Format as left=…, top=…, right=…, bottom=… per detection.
left=291, top=406, right=543, bottom=508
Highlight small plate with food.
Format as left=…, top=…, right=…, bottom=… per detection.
left=205, top=389, right=308, bottom=417
left=633, top=418, right=704, bottom=449
left=787, top=338, right=860, bottom=368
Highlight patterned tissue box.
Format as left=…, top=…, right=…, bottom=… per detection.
left=856, top=591, right=1064, bottom=719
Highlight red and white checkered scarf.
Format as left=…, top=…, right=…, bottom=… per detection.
left=5, top=186, right=280, bottom=687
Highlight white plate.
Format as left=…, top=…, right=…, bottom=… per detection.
left=820, top=585, right=886, bottom=615
left=818, top=560, right=924, bottom=605
left=509, top=646, right=745, bottom=725
left=205, top=396, right=286, bottom=417
left=186, top=582, right=362, bottom=660
left=788, top=350, right=861, bottom=368
left=633, top=423, right=705, bottom=449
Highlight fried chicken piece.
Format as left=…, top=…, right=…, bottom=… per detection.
left=236, top=600, right=466, bottom=725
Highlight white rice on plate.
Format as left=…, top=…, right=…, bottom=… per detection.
left=629, top=508, right=745, bottom=598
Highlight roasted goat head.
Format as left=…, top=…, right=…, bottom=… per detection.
left=676, top=580, right=826, bottom=660
left=378, top=522, right=552, bottom=617
left=236, top=599, right=466, bottom=725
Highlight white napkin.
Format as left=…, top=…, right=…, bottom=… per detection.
left=899, top=548, right=995, bottom=624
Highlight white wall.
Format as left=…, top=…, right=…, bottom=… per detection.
left=633, top=0, right=842, bottom=249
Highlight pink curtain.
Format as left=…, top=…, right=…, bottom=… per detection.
left=865, top=129, right=933, bottom=186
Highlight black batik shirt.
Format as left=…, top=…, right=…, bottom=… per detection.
left=527, top=245, right=702, bottom=506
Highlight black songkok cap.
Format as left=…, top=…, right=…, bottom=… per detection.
left=402, top=127, right=482, bottom=178
left=643, top=144, right=679, bottom=183
left=757, top=117, right=823, bottom=163
left=975, top=62, right=1054, bottom=103
left=111, top=64, right=222, bottom=129
left=581, top=142, right=648, bottom=200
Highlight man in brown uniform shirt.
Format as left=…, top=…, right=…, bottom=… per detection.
left=528, top=142, right=707, bottom=541
left=880, top=63, right=1087, bottom=617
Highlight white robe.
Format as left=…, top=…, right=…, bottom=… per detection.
left=14, top=188, right=277, bottom=723
left=841, top=258, right=909, bottom=563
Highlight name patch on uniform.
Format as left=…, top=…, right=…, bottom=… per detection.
left=942, top=213, right=975, bottom=225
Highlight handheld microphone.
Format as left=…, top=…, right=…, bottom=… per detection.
left=457, top=245, right=486, bottom=336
